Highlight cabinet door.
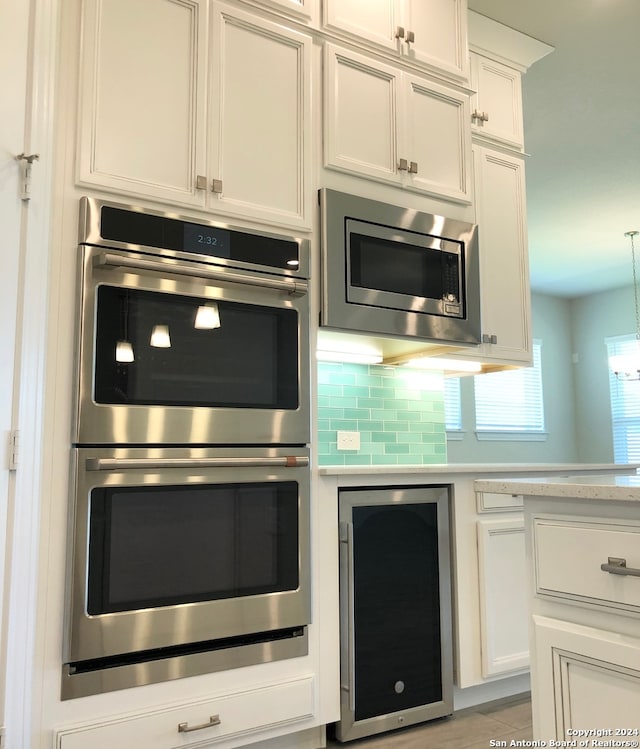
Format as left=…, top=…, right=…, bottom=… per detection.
left=477, top=518, right=529, bottom=677
left=209, top=3, right=312, bottom=229
left=473, top=147, right=532, bottom=364
left=324, top=45, right=401, bottom=185
left=323, top=0, right=399, bottom=52
left=403, top=0, right=468, bottom=79
left=77, top=0, right=207, bottom=207
left=471, top=53, right=524, bottom=149
left=532, top=616, right=640, bottom=740
left=402, top=73, right=472, bottom=203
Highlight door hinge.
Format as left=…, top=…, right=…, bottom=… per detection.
left=8, top=430, right=19, bottom=471
left=16, top=152, right=40, bottom=201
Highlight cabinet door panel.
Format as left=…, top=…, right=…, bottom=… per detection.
left=403, top=75, right=471, bottom=203
left=324, top=46, right=399, bottom=183
left=477, top=518, right=528, bottom=677
left=533, top=616, right=640, bottom=739
left=210, top=4, right=311, bottom=228
left=404, top=0, right=468, bottom=78
left=323, top=0, right=398, bottom=51
left=473, top=147, right=531, bottom=363
left=78, top=0, right=206, bottom=206
left=471, top=54, right=523, bottom=148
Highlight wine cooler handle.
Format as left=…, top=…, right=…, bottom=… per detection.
left=339, top=521, right=357, bottom=714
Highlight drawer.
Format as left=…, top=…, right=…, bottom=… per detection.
left=476, top=490, right=523, bottom=512
left=533, top=518, right=640, bottom=614
left=56, top=676, right=314, bottom=749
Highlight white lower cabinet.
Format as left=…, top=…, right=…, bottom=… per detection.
left=532, top=616, right=640, bottom=739
left=476, top=517, right=529, bottom=677
left=55, top=677, right=315, bottom=749
left=526, top=502, right=640, bottom=739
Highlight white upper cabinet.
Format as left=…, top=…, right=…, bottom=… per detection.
left=473, top=146, right=531, bottom=365
left=77, top=0, right=312, bottom=230
left=323, top=0, right=469, bottom=80
left=77, top=0, right=208, bottom=207
left=470, top=52, right=524, bottom=149
left=208, top=4, right=312, bottom=228
left=324, top=44, right=472, bottom=204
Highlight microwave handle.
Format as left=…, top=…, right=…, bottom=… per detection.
left=85, top=456, right=310, bottom=471
left=93, top=251, right=308, bottom=297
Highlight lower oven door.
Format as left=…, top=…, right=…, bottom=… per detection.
left=65, top=446, right=311, bottom=666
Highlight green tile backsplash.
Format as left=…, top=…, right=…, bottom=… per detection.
left=317, top=362, right=447, bottom=466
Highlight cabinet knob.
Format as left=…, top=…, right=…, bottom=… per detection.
left=482, top=334, right=498, bottom=344
left=195, top=175, right=207, bottom=190
left=211, top=178, right=223, bottom=194
left=406, top=29, right=415, bottom=44
left=398, top=158, right=409, bottom=171
left=395, top=26, right=405, bottom=39
left=482, top=111, right=490, bottom=122
left=408, top=161, right=418, bottom=174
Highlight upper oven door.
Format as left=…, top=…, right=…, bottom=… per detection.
left=74, top=245, right=310, bottom=445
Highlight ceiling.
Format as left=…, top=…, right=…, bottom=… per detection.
left=467, top=0, right=640, bottom=298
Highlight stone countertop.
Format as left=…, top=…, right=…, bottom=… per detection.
left=318, top=463, right=636, bottom=477
left=474, top=473, right=640, bottom=502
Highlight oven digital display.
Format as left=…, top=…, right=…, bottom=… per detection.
left=183, top=223, right=231, bottom=257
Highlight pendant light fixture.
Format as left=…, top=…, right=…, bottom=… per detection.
left=610, top=231, right=640, bottom=381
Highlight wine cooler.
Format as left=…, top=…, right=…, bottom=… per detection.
left=336, top=485, right=453, bottom=742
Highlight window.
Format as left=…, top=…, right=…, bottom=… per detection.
left=444, top=377, right=461, bottom=432
left=474, top=341, right=545, bottom=439
left=606, top=335, right=640, bottom=463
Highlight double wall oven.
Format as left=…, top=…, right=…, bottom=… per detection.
left=64, top=199, right=311, bottom=699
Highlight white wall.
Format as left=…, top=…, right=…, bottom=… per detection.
left=571, top=284, right=636, bottom=463
left=447, top=292, right=579, bottom=464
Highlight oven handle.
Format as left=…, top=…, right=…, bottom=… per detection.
left=85, top=456, right=310, bottom=471
left=93, top=251, right=308, bottom=296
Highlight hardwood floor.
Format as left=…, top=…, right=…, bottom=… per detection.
left=327, top=693, right=532, bottom=749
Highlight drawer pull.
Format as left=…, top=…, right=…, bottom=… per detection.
left=600, top=557, right=640, bottom=578
left=178, top=715, right=221, bottom=734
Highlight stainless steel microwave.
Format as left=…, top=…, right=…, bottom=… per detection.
left=319, top=189, right=481, bottom=345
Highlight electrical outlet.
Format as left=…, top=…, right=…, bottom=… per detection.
left=337, top=430, right=360, bottom=451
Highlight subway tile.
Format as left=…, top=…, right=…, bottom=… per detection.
left=317, top=383, right=343, bottom=397
left=371, top=432, right=397, bottom=443
left=354, top=373, right=384, bottom=387
left=327, top=372, right=357, bottom=386
left=342, top=385, right=371, bottom=398
left=342, top=408, right=370, bottom=420
left=328, top=396, right=358, bottom=409
left=385, top=444, right=410, bottom=454
left=329, top=419, right=359, bottom=431
left=357, top=397, right=386, bottom=409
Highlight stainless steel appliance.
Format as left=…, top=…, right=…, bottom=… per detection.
left=336, top=485, right=453, bottom=742
left=320, top=189, right=481, bottom=345
left=74, top=197, right=310, bottom=446
left=63, top=445, right=310, bottom=699
left=64, top=199, right=312, bottom=699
